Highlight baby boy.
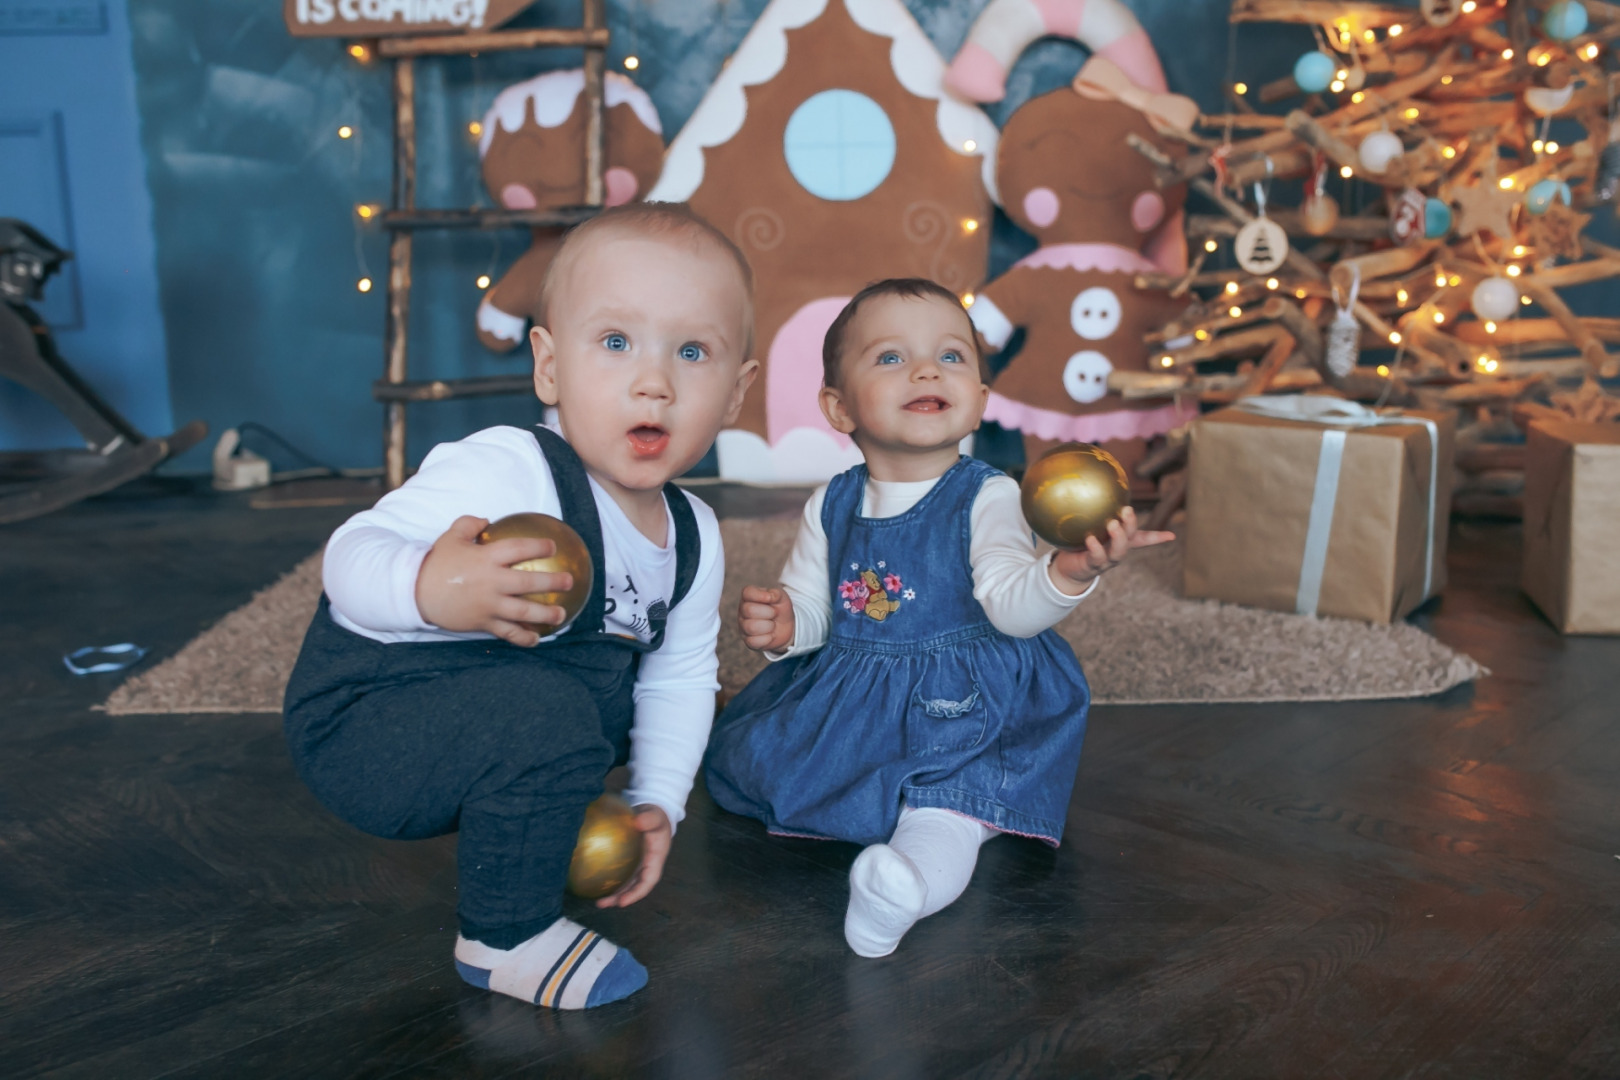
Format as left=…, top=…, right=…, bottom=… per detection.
left=283, top=203, right=757, bottom=1009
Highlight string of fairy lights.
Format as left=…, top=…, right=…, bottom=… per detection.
left=332, top=7, right=657, bottom=299
left=1181, top=0, right=1602, bottom=384
left=329, top=2, right=980, bottom=313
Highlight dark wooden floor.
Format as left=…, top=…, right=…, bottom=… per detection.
left=1, top=478, right=1617, bottom=1079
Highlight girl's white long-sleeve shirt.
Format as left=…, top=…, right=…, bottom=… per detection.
left=772, top=472, right=1096, bottom=659
left=320, top=425, right=723, bottom=831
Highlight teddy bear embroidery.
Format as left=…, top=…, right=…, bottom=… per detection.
left=839, top=565, right=910, bottom=622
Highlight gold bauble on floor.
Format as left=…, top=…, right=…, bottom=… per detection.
left=476, top=512, right=593, bottom=636
left=567, top=793, right=644, bottom=899
left=1019, top=442, right=1130, bottom=549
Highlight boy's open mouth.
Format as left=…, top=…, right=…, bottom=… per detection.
left=904, top=396, right=951, bottom=413
left=628, top=425, right=670, bottom=457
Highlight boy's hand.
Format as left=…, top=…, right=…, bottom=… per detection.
left=739, top=585, right=795, bottom=653
left=414, top=515, right=575, bottom=647
left=595, top=805, right=672, bottom=908
left=1049, top=507, right=1174, bottom=592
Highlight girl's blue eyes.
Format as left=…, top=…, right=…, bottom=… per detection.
left=604, top=333, right=628, bottom=352
left=679, top=343, right=705, bottom=362
left=877, top=350, right=964, bottom=365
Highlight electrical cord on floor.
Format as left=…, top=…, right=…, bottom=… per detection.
left=233, top=422, right=382, bottom=483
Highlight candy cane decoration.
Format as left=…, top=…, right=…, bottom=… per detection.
left=944, top=0, right=1169, bottom=103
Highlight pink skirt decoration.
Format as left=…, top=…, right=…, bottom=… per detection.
left=984, top=391, right=1198, bottom=443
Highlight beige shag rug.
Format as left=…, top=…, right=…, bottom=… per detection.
left=103, top=518, right=1483, bottom=715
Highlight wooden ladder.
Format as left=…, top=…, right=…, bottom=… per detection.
left=371, top=0, right=609, bottom=490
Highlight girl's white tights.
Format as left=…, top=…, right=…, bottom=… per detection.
left=844, top=805, right=996, bottom=958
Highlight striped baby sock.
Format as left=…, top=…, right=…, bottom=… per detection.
left=454, top=917, right=647, bottom=1009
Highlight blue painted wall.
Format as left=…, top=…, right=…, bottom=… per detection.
left=113, top=0, right=1326, bottom=471
left=0, top=0, right=175, bottom=450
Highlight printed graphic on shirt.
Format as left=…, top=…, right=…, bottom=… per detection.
left=604, top=571, right=670, bottom=642
left=837, top=559, right=911, bottom=623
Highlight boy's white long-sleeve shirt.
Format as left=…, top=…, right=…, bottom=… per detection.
left=320, top=425, right=723, bottom=831
left=772, top=472, right=1097, bottom=658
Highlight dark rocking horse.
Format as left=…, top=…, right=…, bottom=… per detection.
left=0, top=219, right=206, bottom=523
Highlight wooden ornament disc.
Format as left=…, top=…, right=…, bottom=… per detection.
left=1235, top=217, right=1289, bottom=275
left=1421, top=0, right=1460, bottom=27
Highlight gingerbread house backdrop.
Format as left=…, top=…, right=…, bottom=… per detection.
left=648, top=0, right=999, bottom=484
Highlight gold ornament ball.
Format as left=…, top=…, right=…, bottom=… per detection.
left=476, top=512, right=593, bottom=637
left=1019, top=442, right=1130, bottom=550
left=567, top=794, right=644, bottom=899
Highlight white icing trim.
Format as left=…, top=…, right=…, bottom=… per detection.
left=716, top=425, right=863, bottom=484
left=648, top=0, right=828, bottom=201
left=841, top=0, right=1000, bottom=201
left=477, top=297, right=528, bottom=343
left=715, top=426, right=974, bottom=483
left=648, top=0, right=997, bottom=203
left=967, top=293, right=1013, bottom=349
left=479, top=69, right=661, bottom=159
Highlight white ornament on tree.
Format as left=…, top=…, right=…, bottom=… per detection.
left=1525, top=83, right=1575, bottom=116
left=1358, top=130, right=1405, bottom=174
left=1471, top=276, right=1520, bottom=321
left=1325, top=266, right=1361, bottom=378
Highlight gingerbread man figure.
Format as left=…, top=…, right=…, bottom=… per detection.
left=475, top=70, right=666, bottom=352
left=945, top=0, right=1198, bottom=481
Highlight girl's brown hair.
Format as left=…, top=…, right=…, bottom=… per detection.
left=821, top=278, right=982, bottom=389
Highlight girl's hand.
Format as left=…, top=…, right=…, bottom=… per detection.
left=595, top=805, right=672, bottom=908
left=739, top=585, right=795, bottom=653
left=414, top=515, right=574, bottom=647
left=1049, top=507, right=1174, bottom=592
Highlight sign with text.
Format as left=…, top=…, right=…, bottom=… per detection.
left=283, top=0, right=533, bottom=37
left=0, top=1, right=106, bottom=34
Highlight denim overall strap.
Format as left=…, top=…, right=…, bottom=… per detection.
left=529, top=427, right=700, bottom=652
left=819, top=463, right=869, bottom=597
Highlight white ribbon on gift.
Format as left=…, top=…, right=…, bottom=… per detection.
left=1233, top=395, right=1439, bottom=617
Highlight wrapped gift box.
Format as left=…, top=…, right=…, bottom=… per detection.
left=1522, top=420, right=1620, bottom=635
left=1184, top=398, right=1456, bottom=623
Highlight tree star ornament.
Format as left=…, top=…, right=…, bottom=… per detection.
left=1452, top=168, right=1520, bottom=239
left=1528, top=201, right=1591, bottom=260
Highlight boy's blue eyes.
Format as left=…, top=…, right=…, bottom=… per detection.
left=877, top=351, right=902, bottom=365
left=600, top=334, right=705, bottom=362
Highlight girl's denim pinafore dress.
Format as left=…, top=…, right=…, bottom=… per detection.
left=706, top=457, right=1089, bottom=847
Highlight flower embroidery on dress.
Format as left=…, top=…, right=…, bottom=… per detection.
left=839, top=566, right=907, bottom=621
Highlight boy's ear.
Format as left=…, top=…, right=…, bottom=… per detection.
left=723, top=359, right=760, bottom=426
left=530, top=325, right=561, bottom=406
left=819, top=384, right=856, bottom=435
